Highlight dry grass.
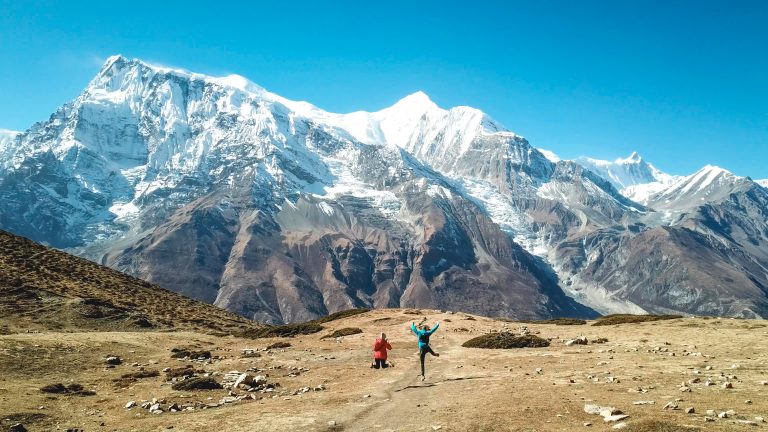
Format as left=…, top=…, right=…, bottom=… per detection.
left=462, top=333, right=550, bottom=349
left=165, top=366, right=207, bottom=379
left=592, top=314, right=683, bottom=326
left=40, top=383, right=95, bottom=396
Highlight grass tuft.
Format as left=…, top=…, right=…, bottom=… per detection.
left=592, top=314, right=683, bottom=326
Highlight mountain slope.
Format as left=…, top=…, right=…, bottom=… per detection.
left=0, top=229, right=263, bottom=334
left=0, top=56, right=596, bottom=323
left=2, top=55, right=767, bottom=321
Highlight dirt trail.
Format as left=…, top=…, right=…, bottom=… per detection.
left=342, top=326, right=491, bottom=431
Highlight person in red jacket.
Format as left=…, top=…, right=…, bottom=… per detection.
left=372, top=332, right=393, bottom=369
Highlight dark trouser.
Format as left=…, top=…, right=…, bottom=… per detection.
left=374, top=359, right=388, bottom=369
left=419, top=345, right=437, bottom=376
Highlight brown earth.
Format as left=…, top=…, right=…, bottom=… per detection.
left=2, top=310, right=767, bottom=431
left=0, top=229, right=263, bottom=335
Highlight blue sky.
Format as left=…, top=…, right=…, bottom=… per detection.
left=2, top=0, right=766, bottom=178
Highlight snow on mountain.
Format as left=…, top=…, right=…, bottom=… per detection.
left=645, top=165, right=751, bottom=210
left=575, top=152, right=675, bottom=188
left=537, top=148, right=561, bottom=163
left=757, top=179, right=768, bottom=188
left=0, top=129, right=19, bottom=153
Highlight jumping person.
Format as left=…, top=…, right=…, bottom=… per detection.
left=410, top=320, right=440, bottom=380
left=372, top=332, right=392, bottom=369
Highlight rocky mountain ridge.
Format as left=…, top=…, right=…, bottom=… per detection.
left=1, top=55, right=767, bottom=321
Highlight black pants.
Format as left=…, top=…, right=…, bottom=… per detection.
left=419, top=345, right=437, bottom=376
left=373, top=359, right=388, bottom=369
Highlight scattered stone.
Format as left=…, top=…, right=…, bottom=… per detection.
left=125, top=401, right=136, bottom=409
left=583, top=422, right=592, bottom=427
left=685, top=407, right=695, bottom=414
left=105, top=356, right=122, bottom=365
left=745, top=400, right=752, bottom=405
left=9, top=424, right=28, bottom=432
left=603, top=415, right=630, bottom=423
left=718, top=412, right=729, bottom=418
left=565, top=336, right=588, bottom=346
left=704, top=417, right=715, bottom=422
left=662, top=402, right=678, bottom=410
left=632, top=401, right=655, bottom=405
left=723, top=382, right=733, bottom=389
left=612, top=423, right=627, bottom=430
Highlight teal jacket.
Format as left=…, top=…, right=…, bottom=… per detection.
left=411, top=322, right=439, bottom=348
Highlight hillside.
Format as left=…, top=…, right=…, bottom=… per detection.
left=0, top=229, right=262, bottom=335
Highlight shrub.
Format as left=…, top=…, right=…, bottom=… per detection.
left=592, top=314, right=683, bottom=326
left=267, top=341, right=291, bottom=349
left=238, top=322, right=324, bottom=339
left=518, top=318, right=587, bottom=325
left=462, top=333, right=550, bottom=349
left=321, top=327, right=363, bottom=339
left=165, top=366, right=205, bottom=379
left=171, top=377, right=222, bottom=391
left=40, top=383, right=95, bottom=396
left=312, top=309, right=370, bottom=324
left=170, top=348, right=212, bottom=359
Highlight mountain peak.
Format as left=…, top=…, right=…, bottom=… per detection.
left=616, top=151, right=642, bottom=164
left=388, top=91, right=439, bottom=113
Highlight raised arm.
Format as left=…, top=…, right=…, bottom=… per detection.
left=428, top=322, right=440, bottom=335
left=410, top=322, right=418, bottom=335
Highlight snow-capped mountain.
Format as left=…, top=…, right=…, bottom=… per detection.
left=757, top=179, right=768, bottom=188
left=2, top=55, right=768, bottom=321
left=575, top=152, right=673, bottom=189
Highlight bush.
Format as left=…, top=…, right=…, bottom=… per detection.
left=518, top=318, right=587, bottom=325
left=462, top=333, right=550, bottom=349
left=267, top=341, right=291, bottom=349
left=171, top=377, right=222, bottom=391
left=40, top=383, right=95, bottom=396
left=238, top=322, right=324, bottom=339
left=165, top=366, right=206, bottom=379
left=312, top=309, right=370, bottom=324
left=592, top=314, right=683, bottom=326
left=321, top=327, right=363, bottom=339
left=170, top=348, right=211, bottom=359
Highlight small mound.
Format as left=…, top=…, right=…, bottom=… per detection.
left=40, top=383, right=95, bottom=396
left=321, top=327, right=363, bottom=339
left=114, top=369, right=159, bottom=386
left=462, top=333, right=550, bottom=349
left=238, top=322, right=324, bottom=339
left=171, top=377, right=222, bottom=391
left=267, top=341, right=291, bottom=349
left=170, top=348, right=212, bottom=359
left=592, top=314, right=683, bottom=326
left=515, top=318, right=587, bottom=325
left=312, top=308, right=370, bottom=324
left=165, top=366, right=206, bottom=379
left=623, top=420, right=699, bottom=432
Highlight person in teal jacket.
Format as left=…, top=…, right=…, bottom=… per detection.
left=410, top=321, right=440, bottom=380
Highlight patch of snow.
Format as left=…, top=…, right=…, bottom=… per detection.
left=537, top=148, right=561, bottom=163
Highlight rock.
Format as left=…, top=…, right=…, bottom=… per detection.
left=584, top=404, right=603, bottom=415
left=632, top=401, right=655, bottom=405
left=583, top=422, right=592, bottom=427
left=535, top=368, right=543, bottom=374
left=662, top=402, right=678, bottom=410
left=685, top=407, right=695, bottom=414
left=705, top=417, right=715, bottom=422
left=756, top=417, right=765, bottom=423
left=125, top=401, right=136, bottom=409
left=723, top=382, right=733, bottom=389
left=9, top=424, right=28, bottom=432
left=706, top=410, right=716, bottom=417
left=718, top=412, right=729, bottom=418
left=432, top=426, right=442, bottom=431
left=603, top=415, right=630, bottom=423
left=314, top=384, right=326, bottom=391
left=705, top=365, right=713, bottom=370
left=363, top=394, right=371, bottom=398
left=328, top=420, right=337, bottom=427
left=565, top=336, right=588, bottom=346
left=612, top=423, right=628, bottom=430
left=745, top=400, right=752, bottom=404
left=105, top=356, right=122, bottom=365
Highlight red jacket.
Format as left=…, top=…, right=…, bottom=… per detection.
left=373, top=338, right=392, bottom=360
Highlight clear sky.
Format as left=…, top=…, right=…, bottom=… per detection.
left=2, top=0, right=766, bottom=178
